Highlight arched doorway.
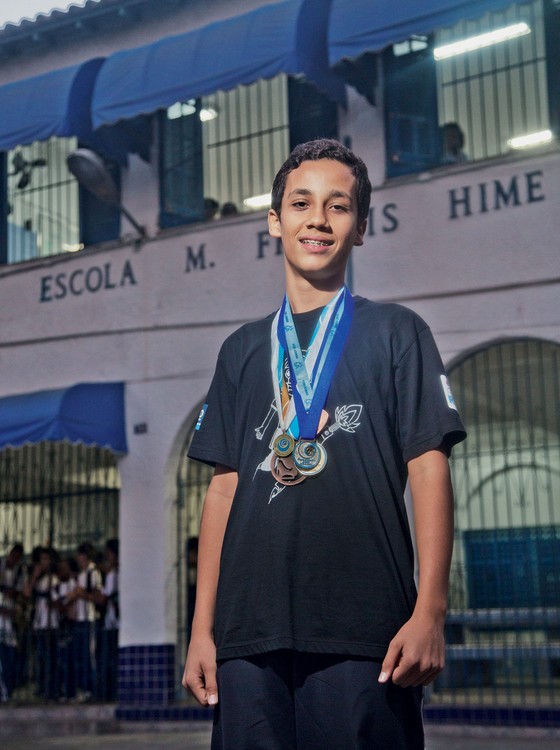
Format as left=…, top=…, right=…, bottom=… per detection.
left=175, top=412, right=213, bottom=689
left=0, top=441, right=119, bottom=702
left=434, top=338, right=560, bottom=709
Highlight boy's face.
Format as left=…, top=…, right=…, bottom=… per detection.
left=268, top=159, right=366, bottom=288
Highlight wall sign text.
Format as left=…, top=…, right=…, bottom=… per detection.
left=39, top=259, right=137, bottom=303
left=449, top=170, right=545, bottom=220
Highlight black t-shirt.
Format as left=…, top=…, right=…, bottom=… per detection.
left=189, top=296, right=466, bottom=661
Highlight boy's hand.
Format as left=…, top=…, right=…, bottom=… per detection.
left=182, top=633, right=219, bottom=706
left=378, top=611, right=445, bottom=688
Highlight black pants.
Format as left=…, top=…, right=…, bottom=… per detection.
left=211, top=650, right=424, bottom=750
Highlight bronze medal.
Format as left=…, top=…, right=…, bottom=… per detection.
left=270, top=453, right=306, bottom=486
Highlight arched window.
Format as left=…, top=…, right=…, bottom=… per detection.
left=436, top=338, right=560, bottom=708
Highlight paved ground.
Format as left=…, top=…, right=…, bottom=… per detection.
left=1, top=725, right=212, bottom=750
left=2, top=723, right=560, bottom=750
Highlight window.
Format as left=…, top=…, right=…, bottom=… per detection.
left=383, top=0, right=559, bottom=178
left=159, top=75, right=338, bottom=227
left=1, top=137, right=121, bottom=265
left=3, top=138, right=80, bottom=264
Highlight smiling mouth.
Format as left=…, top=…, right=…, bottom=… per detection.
left=300, top=239, right=332, bottom=247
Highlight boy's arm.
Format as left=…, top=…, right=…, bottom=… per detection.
left=379, top=448, right=454, bottom=688
left=182, top=464, right=237, bottom=706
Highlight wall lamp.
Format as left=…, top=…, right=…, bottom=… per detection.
left=66, top=148, right=147, bottom=243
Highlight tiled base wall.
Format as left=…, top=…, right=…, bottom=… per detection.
left=114, top=644, right=560, bottom=726
left=116, top=704, right=213, bottom=721
left=117, top=644, right=175, bottom=706
left=115, top=643, right=213, bottom=721
left=116, top=642, right=214, bottom=721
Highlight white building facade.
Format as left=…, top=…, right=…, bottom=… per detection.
left=0, top=0, right=558, bottom=725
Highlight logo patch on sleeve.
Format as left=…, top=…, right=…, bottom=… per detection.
left=195, top=403, right=209, bottom=430
left=440, top=375, right=458, bottom=411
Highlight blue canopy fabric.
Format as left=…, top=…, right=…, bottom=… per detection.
left=92, top=0, right=346, bottom=128
left=0, top=382, right=127, bottom=453
left=328, top=0, right=524, bottom=64
left=0, top=58, right=104, bottom=152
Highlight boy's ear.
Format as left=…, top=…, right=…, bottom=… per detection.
left=268, top=208, right=282, bottom=238
left=354, top=218, right=367, bottom=247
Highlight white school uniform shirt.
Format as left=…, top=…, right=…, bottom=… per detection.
left=103, top=569, right=119, bottom=630
left=33, top=574, right=60, bottom=630
left=75, top=563, right=102, bottom=623
left=52, top=578, right=77, bottom=621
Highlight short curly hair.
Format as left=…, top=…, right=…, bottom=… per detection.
left=271, top=139, right=372, bottom=223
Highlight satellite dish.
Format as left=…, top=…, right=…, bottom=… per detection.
left=67, top=148, right=147, bottom=240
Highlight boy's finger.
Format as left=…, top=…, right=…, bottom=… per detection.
left=185, top=668, right=210, bottom=705
left=202, top=664, right=219, bottom=706
left=378, top=640, right=402, bottom=683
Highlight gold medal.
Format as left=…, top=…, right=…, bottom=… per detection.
left=273, top=433, right=295, bottom=457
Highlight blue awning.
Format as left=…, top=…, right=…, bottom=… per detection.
left=0, top=57, right=104, bottom=152
left=0, top=383, right=127, bottom=453
left=92, top=0, right=345, bottom=128
left=329, top=0, right=523, bottom=64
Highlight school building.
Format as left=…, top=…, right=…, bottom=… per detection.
left=0, top=0, right=558, bottom=726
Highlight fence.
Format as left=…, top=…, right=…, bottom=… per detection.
left=0, top=442, right=119, bottom=703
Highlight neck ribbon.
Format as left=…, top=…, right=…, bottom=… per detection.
left=271, top=287, right=354, bottom=440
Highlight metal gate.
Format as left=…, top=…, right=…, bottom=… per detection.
left=0, top=441, right=119, bottom=703
left=432, top=338, right=560, bottom=717
left=175, top=417, right=213, bottom=695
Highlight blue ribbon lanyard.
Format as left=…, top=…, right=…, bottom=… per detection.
left=274, top=287, right=354, bottom=440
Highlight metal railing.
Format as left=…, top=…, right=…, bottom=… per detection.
left=430, top=338, right=560, bottom=717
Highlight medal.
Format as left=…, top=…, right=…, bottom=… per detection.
left=270, top=453, right=306, bottom=486
left=269, top=287, right=354, bottom=485
left=273, top=433, right=295, bottom=457
left=293, top=440, right=327, bottom=476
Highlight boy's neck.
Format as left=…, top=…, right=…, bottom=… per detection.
left=285, top=277, right=346, bottom=314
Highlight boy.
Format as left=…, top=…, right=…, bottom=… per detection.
left=183, top=139, right=466, bottom=749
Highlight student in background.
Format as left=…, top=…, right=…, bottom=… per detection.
left=66, top=542, right=102, bottom=703
left=93, top=539, right=119, bottom=702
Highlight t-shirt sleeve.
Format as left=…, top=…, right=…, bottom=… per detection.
left=187, top=339, right=238, bottom=470
left=395, top=319, right=467, bottom=463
